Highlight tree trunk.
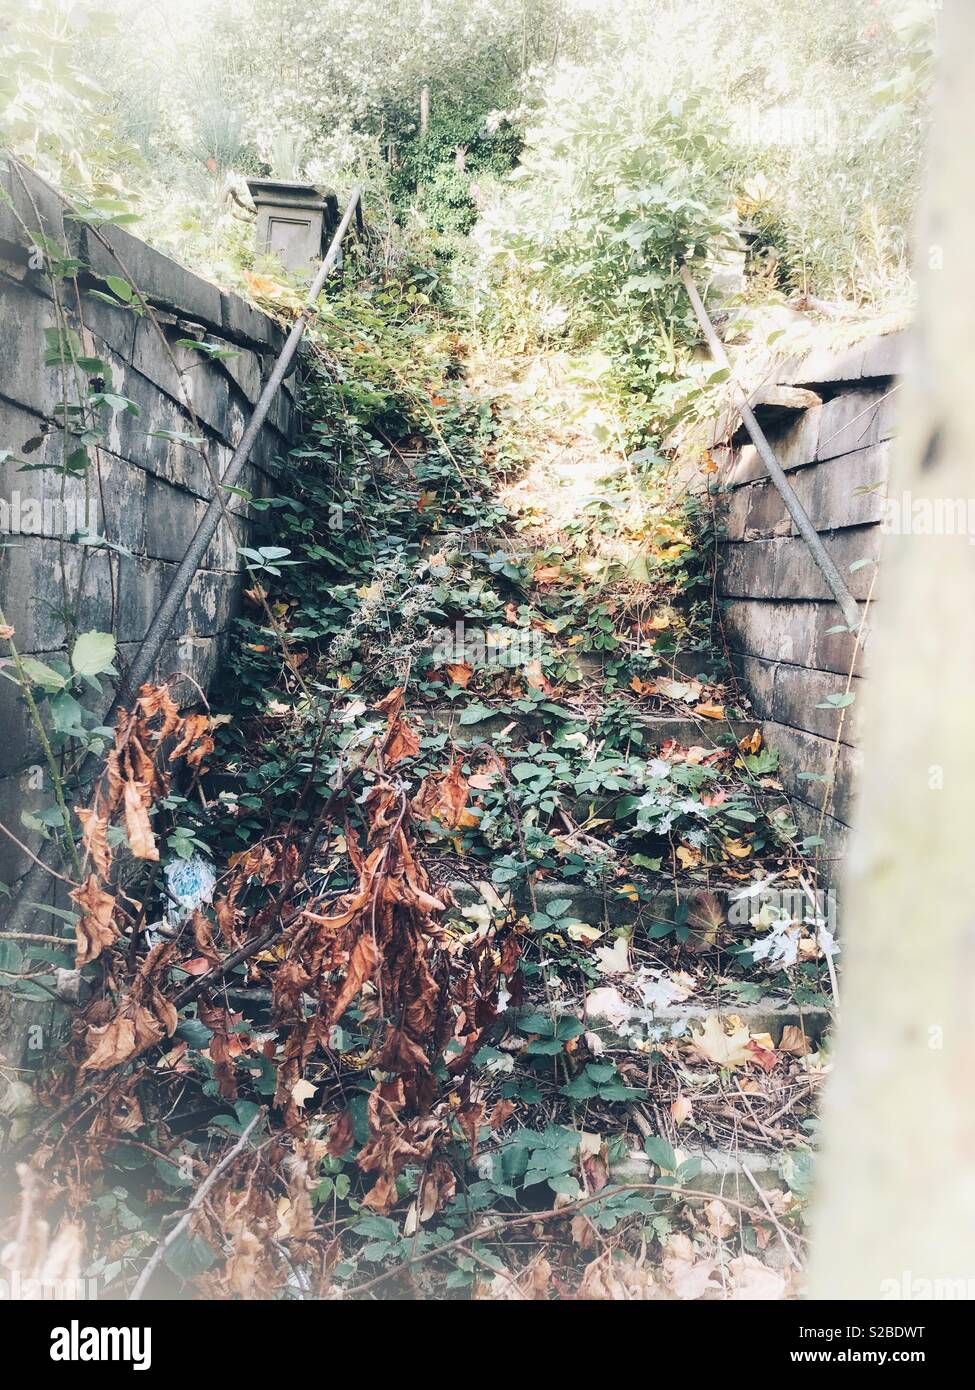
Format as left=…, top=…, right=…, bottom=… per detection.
left=808, top=2, right=975, bottom=1298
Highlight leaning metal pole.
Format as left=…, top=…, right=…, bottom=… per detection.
left=113, top=186, right=362, bottom=709
left=679, top=260, right=864, bottom=637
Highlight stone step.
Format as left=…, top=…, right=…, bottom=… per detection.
left=609, top=1141, right=793, bottom=1198
left=420, top=706, right=756, bottom=749
left=448, top=875, right=741, bottom=928
left=575, top=994, right=831, bottom=1048
left=574, top=649, right=726, bottom=683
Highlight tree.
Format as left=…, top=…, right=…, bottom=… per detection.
left=808, top=0, right=975, bottom=1298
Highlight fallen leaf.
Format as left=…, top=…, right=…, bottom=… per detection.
left=687, top=1014, right=754, bottom=1069
left=671, top=1094, right=693, bottom=1126
left=593, top=937, right=630, bottom=976
left=490, top=1098, right=515, bottom=1129
left=779, top=1024, right=812, bottom=1056
left=746, top=1038, right=779, bottom=1072
left=694, top=702, right=725, bottom=720
left=728, top=1254, right=788, bottom=1300
left=656, top=677, right=702, bottom=702
left=445, top=661, right=473, bottom=688
left=662, top=1236, right=719, bottom=1300
left=704, top=1199, right=736, bottom=1238
left=585, top=986, right=632, bottom=1026
left=291, top=1078, right=318, bottom=1110
left=524, top=659, right=556, bottom=695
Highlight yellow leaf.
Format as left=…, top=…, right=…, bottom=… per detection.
left=687, top=1014, right=754, bottom=1068
left=567, top=923, right=603, bottom=944
left=723, top=837, right=753, bottom=859
left=676, top=845, right=701, bottom=870
left=694, top=702, right=725, bottom=720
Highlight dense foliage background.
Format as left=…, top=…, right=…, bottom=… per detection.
left=2, top=0, right=932, bottom=307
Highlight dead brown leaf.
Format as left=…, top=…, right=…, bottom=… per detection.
left=70, top=875, right=118, bottom=967
left=123, top=779, right=158, bottom=861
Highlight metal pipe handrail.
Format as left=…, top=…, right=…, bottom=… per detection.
left=679, top=260, right=865, bottom=639
left=113, top=185, right=363, bottom=710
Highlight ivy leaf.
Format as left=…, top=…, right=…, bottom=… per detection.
left=104, top=275, right=135, bottom=304
left=20, top=656, right=67, bottom=692
left=71, top=630, right=117, bottom=678
left=643, top=1135, right=677, bottom=1173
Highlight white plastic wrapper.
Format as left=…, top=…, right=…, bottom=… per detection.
left=164, top=855, right=216, bottom=927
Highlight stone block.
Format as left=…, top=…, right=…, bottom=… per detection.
left=114, top=554, right=172, bottom=642
left=0, top=537, right=113, bottom=650
left=0, top=273, right=63, bottom=418
left=82, top=222, right=224, bottom=331
left=220, top=291, right=285, bottom=352
left=186, top=569, right=240, bottom=637
left=788, top=442, right=891, bottom=534
left=144, top=476, right=205, bottom=563
left=77, top=283, right=139, bottom=364
left=761, top=719, right=862, bottom=824
left=769, top=662, right=865, bottom=745
left=718, top=539, right=781, bottom=598
left=791, top=341, right=866, bottom=387
left=768, top=527, right=882, bottom=602
left=722, top=598, right=866, bottom=677
left=816, top=389, right=884, bottom=460
left=860, top=330, right=909, bottom=380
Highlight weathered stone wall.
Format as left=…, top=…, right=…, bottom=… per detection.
left=710, top=329, right=907, bottom=866
left=0, top=161, right=297, bottom=889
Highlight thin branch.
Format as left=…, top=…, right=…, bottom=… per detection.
left=0, top=819, right=79, bottom=888
left=343, top=1180, right=800, bottom=1297
left=128, top=1109, right=263, bottom=1300
left=740, top=1163, right=802, bottom=1270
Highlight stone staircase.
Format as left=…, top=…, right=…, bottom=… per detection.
left=404, top=646, right=831, bottom=1226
